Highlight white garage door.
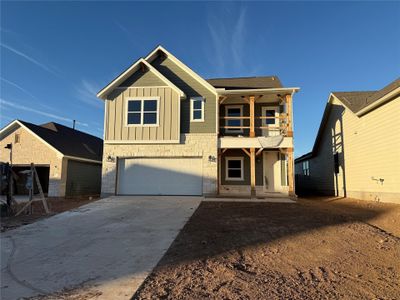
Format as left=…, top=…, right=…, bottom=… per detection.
left=117, top=157, right=203, bottom=195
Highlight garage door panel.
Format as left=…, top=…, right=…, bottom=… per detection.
left=118, top=158, right=203, bottom=195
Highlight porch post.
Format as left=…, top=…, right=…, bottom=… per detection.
left=287, top=147, right=295, bottom=196
left=285, top=94, right=293, bottom=137
left=249, top=95, right=255, bottom=137
left=250, top=148, right=256, bottom=198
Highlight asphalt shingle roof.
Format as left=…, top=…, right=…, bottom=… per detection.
left=206, top=76, right=283, bottom=89
left=19, top=121, right=103, bottom=161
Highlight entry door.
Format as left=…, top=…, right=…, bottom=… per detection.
left=263, top=152, right=281, bottom=192
left=117, top=157, right=203, bottom=195
left=261, top=107, right=279, bottom=136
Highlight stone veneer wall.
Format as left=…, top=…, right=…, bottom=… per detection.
left=0, top=126, right=67, bottom=197
left=101, top=133, right=218, bottom=196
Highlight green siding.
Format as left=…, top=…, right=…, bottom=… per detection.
left=65, top=160, right=102, bottom=197
left=151, top=56, right=216, bottom=133
left=221, top=149, right=263, bottom=186
left=119, top=69, right=166, bottom=87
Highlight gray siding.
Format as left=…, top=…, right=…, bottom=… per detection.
left=151, top=56, right=217, bottom=133
left=221, top=149, right=263, bottom=186
left=66, top=160, right=102, bottom=197
left=105, top=87, right=180, bottom=141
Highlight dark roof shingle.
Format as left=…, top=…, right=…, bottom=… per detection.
left=206, top=76, right=283, bottom=90
left=19, top=121, right=103, bottom=161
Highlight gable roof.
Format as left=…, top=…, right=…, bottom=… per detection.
left=206, top=76, right=283, bottom=90
left=0, top=120, right=103, bottom=162
left=295, top=78, right=400, bottom=163
left=145, top=45, right=218, bottom=96
left=97, top=58, right=185, bottom=100
left=332, top=78, right=400, bottom=115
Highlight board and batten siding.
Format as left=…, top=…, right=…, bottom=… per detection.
left=151, top=56, right=217, bottom=134
left=105, top=86, right=180, bottom=142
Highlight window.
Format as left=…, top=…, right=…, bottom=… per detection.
left=225, top=106, right=243, bottom=133
left=127, top=98, right=159, bottom=126
left=190, top=97, right=204, bottom=122
left=302, top=160, right=310, bottom=176
left=14, top=134, right=20, bottom=143
left=226, top=157, right=244, bottom=181
left=265, top=109, right=276, bottom=125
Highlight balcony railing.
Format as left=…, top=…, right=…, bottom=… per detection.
left=219, top=114, right=291, bottom=137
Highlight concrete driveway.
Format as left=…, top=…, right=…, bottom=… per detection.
left=1, top=196, right=201, bottom=299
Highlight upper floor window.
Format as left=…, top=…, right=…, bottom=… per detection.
left=190, top=97, right=204, bottom=122
left=225, top=105, right=243, bottom=133
left=15, top=133, right=21, bottom=143
left=127, top=98, right=159, bottom=126
left=302, top=160, right=310, bottom=176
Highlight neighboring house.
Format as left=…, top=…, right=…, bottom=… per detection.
left=98, top=45, right=299, bottom=197
left=0, top=120, right=103, bottom=197
left=295, top=78, right=400, bottom=204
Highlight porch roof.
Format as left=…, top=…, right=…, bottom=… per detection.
left=217, top=87, right=300, bottom=96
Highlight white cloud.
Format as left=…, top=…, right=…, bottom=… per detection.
left=0, top=98, right=88, bottom=127
left=0, top=77, right=37, bottom=99
left=76, top=80, right=103, bottom=108
left=1, top=43, right=59, bottom=76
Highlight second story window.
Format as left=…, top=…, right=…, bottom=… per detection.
left=190, top=97, right=205, bottom=122
left=302, top=160, right=310, bottom=176
left=225, top=105, right=243, bottom=133
left=127, top=98, right=159, bottom=126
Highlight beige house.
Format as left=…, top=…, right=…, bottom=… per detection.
left=98, top=46, right=299, bottom=197
left=0, top=120, right=103, bottom=197
left=295, top=79, right=400, bottom=204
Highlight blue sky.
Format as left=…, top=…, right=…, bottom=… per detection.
left=1, top=1, right=399, bottom=157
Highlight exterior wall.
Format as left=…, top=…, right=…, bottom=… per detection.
left=65, top=160, right=102, bottom=197
left=101, top=133, right=218, bottom=196
left=119, top=69, right=165, bottom=87
left=296, top=95, right=400, bottom=203
left=105, top=86, right=180, bottom=142
left=151, top=56, right=217, bottom=133
left=220, top=149, right=289, bottom=196
left=0, top=126, right=66, bottom=197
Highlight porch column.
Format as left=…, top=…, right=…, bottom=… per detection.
left=285, top=94, right=293, bottom=137
left=287, top=147, right=295, bottom=196
left=250, top=148, right=256, bottom=198
left=249, top=95, right=255, bottom=137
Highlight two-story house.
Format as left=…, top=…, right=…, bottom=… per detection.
left=98, top=46, right=299, bottom=198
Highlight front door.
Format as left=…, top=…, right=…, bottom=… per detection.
left=261, top=106, right=279, bottom=136
left=263, top=151, right=281, bottom=192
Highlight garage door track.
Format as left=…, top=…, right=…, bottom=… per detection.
left=1, top=196, right=201, bottom=299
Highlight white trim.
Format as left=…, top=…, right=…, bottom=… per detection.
left=115, top=86, right=168, bottom=89
left=104, top=139, right=180, bottom=144
left=225, top=105, right=243, bottom=133
left=65, top=156, right=102, bottom=164
left=225, top=156, right=244, bottom=181
left=145, top=45, right=218, bottom=96
left=103, top=100, right=107, bottom=140
left=125, top=97, right=160, bottom=127
left=97, top=58, right=185, bottom=100
left=261, top=106, right=279, bottom=127
left=190, top=96, right=205, bottom=122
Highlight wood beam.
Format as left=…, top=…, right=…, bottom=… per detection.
left=287, top=147, right=295, bottom=197
left=285, top=94, right=293, bottom=133
left=219, top=96, right=228, bottom=104
left=250, top=148, right=256, bottom=198
left=241, top=148, right=251, bottom=157
left=249, top=95, right=255, bottom=137
left=221, top=148, right=228, bottom=154
left=256, top=148, right=264, bottom=157
left=241, top=96, right=250, bottom=104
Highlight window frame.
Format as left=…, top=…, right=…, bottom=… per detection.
left=14, top=133, right=21, bottom=144
left=125, top=97, right=160, bottom=127
left=190, top=96, right=205, bottom=122
left=261, top=106, right=279, bottom=127
left=225, top=105, right=243, bottom=133
left=225, top=156, right=244, bottom=181
left=302, top=160, right=310, bottom=176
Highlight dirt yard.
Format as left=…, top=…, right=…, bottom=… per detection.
left=0, top=197, right=99, bottom=232
left=133, top=198, right=400, bottom=300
